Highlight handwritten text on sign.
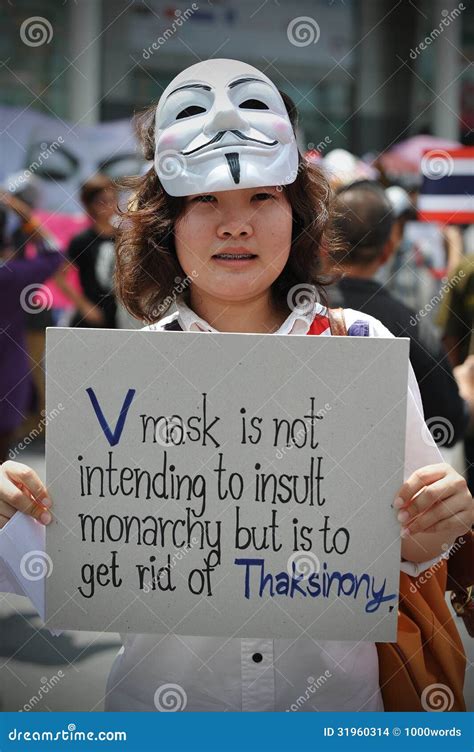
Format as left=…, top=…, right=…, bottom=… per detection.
left=45, top=329, right=409, bottom=641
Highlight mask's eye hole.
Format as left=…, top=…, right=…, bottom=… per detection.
left=176, top=105, right=207, bottom=120
left=239, top=99, right=269, bottom=110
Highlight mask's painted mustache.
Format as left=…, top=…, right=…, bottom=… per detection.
left=181, top=129, right=278, bottom=156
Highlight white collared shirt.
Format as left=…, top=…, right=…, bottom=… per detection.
left=0, top=299, right=445, bottom=713
left=173, top=297, right=317, bottom=336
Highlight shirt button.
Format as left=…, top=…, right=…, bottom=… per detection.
left=252, top=652, right=263, bottom=663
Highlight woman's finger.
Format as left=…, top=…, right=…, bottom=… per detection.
left=0, top=470, right=51, bottom=523
left=1, top=460, right=50, bottom=504
left=402, top=495, right=468, bottom=536
left=417, top=508, right=473, bottom=537
left=395, top=473, right=464, bottom=524
left=393, top=463, right=453, bottom=512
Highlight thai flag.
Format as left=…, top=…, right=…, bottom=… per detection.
left=418, top=147, right=474, bottom=224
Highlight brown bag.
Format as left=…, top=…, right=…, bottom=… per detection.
left=326, top=307, right=467, bottom=712
left=377, top=563, right=466, bottom=711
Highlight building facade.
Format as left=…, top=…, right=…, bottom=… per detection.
left=1, top=0, right=473, bottom=155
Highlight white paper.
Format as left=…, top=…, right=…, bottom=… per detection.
left=0, top=511, right=62, bottom=636
left=45, top=328, right=409, bottom=641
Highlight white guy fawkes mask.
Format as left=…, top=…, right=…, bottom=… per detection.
left=154, top=59, right=299, bottom=196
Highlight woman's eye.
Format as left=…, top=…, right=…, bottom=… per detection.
left=192, top=195, right=215, bottom=203
left=253, top=192, right=274, bottom=201
left=239, top=99, right=269, bottom=110
left=176, top=105, right=207, bottom=120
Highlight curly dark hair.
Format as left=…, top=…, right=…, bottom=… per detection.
left=115, top=91, right=339, bottom=324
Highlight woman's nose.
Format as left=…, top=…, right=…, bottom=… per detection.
left=216, top=217, right=253, bottom=239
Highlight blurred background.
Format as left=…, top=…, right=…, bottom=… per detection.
left=0, top=0, right=473, bottom=211
left=0, top=0, right=473, bottom=713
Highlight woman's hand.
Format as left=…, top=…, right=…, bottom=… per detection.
left=394, top=463, right=473, bottom=561
left=0, top=461, right=52, bottom=530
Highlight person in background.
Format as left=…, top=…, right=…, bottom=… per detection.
left=439, top=254, right=474, bottom=495
left=57, top=174, right=118, bottom=328
left=327, top=180, right=469, bottom=449
left=375, top=185, right=418, bottom=301
left=439, top=266, right=474, bottom=634
left=440, top=254, right=474, bottom=370
left=381, top=186, right=464, bottom=317
left=455, top=356, right=474, bottom=436
left=0, top=192, right=64, bottom=462
left=4, top=175, right=57, bottom=442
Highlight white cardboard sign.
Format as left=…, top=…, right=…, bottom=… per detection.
left=45, top=328, right=409, bottom=641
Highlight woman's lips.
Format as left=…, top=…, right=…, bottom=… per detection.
left=211, top=252, right=257, bottom=266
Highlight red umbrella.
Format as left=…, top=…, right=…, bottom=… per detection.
left=379, top=135, right=461, bottom=175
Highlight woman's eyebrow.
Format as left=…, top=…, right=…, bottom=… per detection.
left=166, top=83, right=212, bottom=100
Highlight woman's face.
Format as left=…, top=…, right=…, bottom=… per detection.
left=174, top=186, right=293, bottom=304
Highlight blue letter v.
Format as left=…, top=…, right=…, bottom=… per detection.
left=85, top=387, right=136, bottom=446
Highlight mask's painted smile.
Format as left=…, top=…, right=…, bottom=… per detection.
left=181, top=129, right=278, bottom=157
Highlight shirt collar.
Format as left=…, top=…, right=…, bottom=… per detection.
left=175, top=289, right=326, bottom=335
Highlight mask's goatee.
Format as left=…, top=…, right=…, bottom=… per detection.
left=225, top=152, right=241, bottom=184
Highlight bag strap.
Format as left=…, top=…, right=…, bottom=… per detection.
left=327, top=307, right=348, bottom=336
